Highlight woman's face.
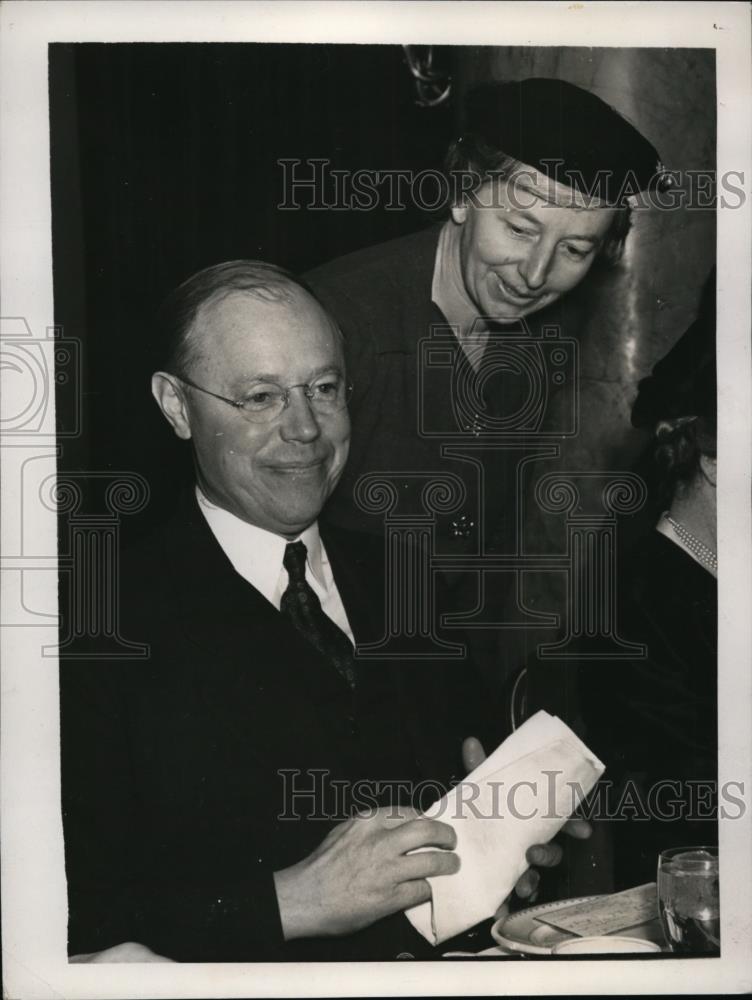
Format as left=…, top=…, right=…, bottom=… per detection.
left=451, top=170, right=616, bottom=323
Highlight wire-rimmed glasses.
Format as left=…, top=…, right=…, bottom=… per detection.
left=178, top=373, right=353, bottom=424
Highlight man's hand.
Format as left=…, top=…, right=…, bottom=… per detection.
left=461, top=736, right=592, bottom=903
left=274, top=806, right=459, bottom=940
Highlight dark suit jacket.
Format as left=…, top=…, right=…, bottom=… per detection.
left=60, top=492, right=496, bottom=961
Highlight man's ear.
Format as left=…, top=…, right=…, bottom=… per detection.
left=699, top=453, right=717, bottom=487
left=151, top=372, right=192, bottom=440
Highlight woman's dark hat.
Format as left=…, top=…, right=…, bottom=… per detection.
left=462, top=77, right=667, bottom=204
left=631, top=269, right=717, bottom=429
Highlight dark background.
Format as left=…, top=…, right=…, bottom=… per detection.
left=50, top=43, right=716, bottom=549
left=50, top=43, right=457, bottom=532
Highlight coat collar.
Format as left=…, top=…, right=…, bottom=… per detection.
left=162, top=494, right=349, bottom=692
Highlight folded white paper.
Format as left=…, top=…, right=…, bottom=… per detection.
left=405, top=711, right=605, bottom=945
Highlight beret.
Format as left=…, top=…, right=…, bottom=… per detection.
left=462, top=77, right=665, bottom=204
left=631, top=269, right=716, bottom=429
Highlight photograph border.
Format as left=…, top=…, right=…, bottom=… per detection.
left=1, top=3, right=750, bottom=997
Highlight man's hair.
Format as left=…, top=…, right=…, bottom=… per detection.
left=443, top=135, right=632, bottom=265
left=156, top=260, right=337, bottom=378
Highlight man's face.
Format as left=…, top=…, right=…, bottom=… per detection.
left=179, top=288, right=350, bottom=537
left=452, top=170, right=617, bottom=322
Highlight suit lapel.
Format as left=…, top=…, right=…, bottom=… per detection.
left=320, top=523, right=378, bottom=645
left=322, top=523, right=416, bottom=749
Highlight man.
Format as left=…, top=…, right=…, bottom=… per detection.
left=61, top=261, right=577, bottom=963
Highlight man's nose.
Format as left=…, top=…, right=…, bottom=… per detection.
left=518, top=241, right=556, bottom=290
left=278, top=389, right=321, bottom=443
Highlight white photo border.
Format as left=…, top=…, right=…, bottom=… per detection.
left=1, top=2, right=750, bottom=997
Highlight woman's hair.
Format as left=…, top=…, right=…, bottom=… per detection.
left=443, top=134, right=632, bottom=265
left=631, top=268, right=717, bottom=508
left=653, top=413, right=717, bottom=507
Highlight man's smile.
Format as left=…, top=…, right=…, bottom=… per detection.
left=267, top=458, right=327, bottom=474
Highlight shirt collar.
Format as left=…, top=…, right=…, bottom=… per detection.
left=195, top=486, right=326, bottom=605
left=298, top=522, right=325, bottom=588
left=431, top=220, right=490, bottom=340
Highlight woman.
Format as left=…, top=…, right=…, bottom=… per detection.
left=306, top=78, right=666, bottom=548
left=579, top=271, right=717, bottom=890
left=304, top=76, right=670, bottom=716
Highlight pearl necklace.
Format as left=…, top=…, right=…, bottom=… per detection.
left=664, top=513, right=718, bottom=573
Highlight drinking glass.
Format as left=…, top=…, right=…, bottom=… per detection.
left=657, top=846, right=720, bottom=954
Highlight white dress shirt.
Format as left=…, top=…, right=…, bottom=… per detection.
left=196, top=487, right=355, bottom=645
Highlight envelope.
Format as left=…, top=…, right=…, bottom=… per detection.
left=405, top=711, right=605, bottom=945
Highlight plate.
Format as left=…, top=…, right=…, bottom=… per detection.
left=491, top=896, right=665, bottom=955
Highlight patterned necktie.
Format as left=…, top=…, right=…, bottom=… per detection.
left=280, top=541, right=356, bottom=690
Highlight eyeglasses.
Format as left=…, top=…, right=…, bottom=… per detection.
left=178, top=372, right=353, bottom=424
